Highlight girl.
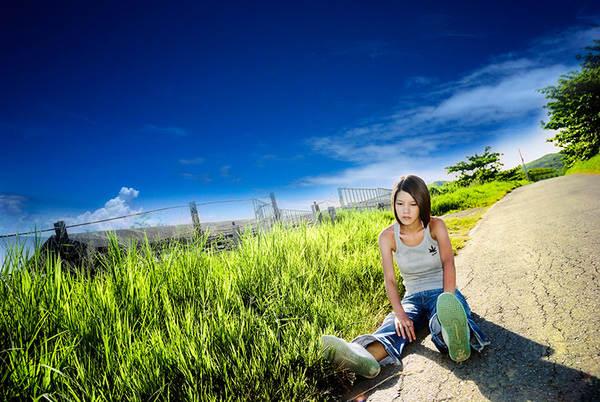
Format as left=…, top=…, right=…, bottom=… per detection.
left=321, top=175, right=489, bottom=378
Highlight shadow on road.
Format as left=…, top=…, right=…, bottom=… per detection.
left=345, top=314, right=600, bottom=401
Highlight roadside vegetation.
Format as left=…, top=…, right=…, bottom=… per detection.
left=565, top=153, right=600, bottom=175
left=1, top=177, right=521, bottom=401
left=2, top=211, right=388, bottom=401
left=431, top=180, right=526, bottom=216
left=539, top=39, right=600, bottom=168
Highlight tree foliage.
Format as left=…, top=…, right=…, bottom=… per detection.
left=540, top=39, right=600, bottom=167
left=445, top=146, right=504, bottom=186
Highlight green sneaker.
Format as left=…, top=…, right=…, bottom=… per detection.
left=436, top=292, right=471, bottom=362
left=320, top=335, right=381, bottom=378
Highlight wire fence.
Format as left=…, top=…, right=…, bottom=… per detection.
left=0, top=205, right=189, bottom=239
left=252, top=198, right=316, bottom=231
left=0, top=193, right=320, bottom=248
left=2, top=187, right=392, bottom=241
left=1, top=187, right=390, bottom=268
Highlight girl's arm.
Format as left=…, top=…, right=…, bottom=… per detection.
left=378, top=226, right=416, bottom=341
left=429, top=217, right=456, bottom=294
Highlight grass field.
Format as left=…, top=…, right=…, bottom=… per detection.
left=566, top=153, right=600, bottom=175
left=431, top=180, right=526, bottom=216
left=0, top=181, right=522, bottom=401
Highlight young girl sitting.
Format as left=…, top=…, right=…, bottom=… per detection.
left=321, top=175, right=489, bottom=378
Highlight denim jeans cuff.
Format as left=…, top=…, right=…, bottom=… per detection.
left=351, top=334, right=402, bottom=367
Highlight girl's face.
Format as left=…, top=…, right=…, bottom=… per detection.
left=395, top=190, right=420, bottom=226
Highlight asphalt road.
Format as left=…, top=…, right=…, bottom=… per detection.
left=344, top=174, right=600, bottom=401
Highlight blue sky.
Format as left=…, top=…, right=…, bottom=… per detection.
left=1, top=0, right=599, bottom=236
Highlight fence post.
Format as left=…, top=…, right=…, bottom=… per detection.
left=232, top=222, right=242, bottom=247
left=54, top=221, right=68, bottom=244
left=338, top=188, right=345, bottom=208
left=270, top=192, right=281, bottom=222
left=327, top=206, right=336, bottom=224
left=189, top=201, right=202, bottom=237
left=311, top=202, right=323, bottom=224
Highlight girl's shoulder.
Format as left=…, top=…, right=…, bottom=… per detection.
left=428, top=216, right=448, bottom=240
left=429, top=216, right=446, bottom=228
left=378, top=223, right=396, bottom=245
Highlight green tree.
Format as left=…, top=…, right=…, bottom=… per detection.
left=445, top=146, right=504, bottom=186
left=540, top=39, right=600, bottom=167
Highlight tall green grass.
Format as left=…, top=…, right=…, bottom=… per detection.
left=0, top=180, right=524, bottom=400
left=1, top=210, right=398, bottom=401
left=431, top=180, right=526, bottom=216
left=566, top=153, right=600, bottom=175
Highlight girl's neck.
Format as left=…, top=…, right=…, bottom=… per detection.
left=400, top=221, right=423, bottom=234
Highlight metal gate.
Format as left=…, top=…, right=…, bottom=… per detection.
left=337, top=187, right=392, bottom=209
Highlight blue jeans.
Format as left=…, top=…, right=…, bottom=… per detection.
left=352, top=288, right=489, bottom=366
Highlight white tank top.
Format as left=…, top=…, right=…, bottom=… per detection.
left=392, top=222, right=444, bottom=295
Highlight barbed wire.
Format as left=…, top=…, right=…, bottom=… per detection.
left=0, top=195, right=312, bottom=240
left=0, top=205, right=189, bottom=239
left=195, top=197, right=261, bottom=206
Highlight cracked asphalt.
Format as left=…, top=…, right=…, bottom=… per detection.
left=344, top=174, right=600, bottom=401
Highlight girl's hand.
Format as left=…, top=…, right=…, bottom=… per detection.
left=394, top=312, right=415, bottom=342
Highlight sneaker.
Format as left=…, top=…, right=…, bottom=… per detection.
left=320, top=335, right=381, bottom=378
left=436, top=292, right=471, bottom=362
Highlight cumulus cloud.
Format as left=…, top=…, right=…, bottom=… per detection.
left=64, top=187, right=142, bottom=230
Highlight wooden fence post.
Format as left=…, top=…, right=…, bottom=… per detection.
left=311, top=202, right=322, bottom=224
left=189, top=201, right=202, bottom=237
left=328, top=206, right=337, bottom=224
left=270, top=192, right=281, bottom=222
left=54, top=221, right=68, bottom=244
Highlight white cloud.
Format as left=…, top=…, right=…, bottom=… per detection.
left=63, top=187, right=142, bottom=230
left=431, top=65, right=566, bottom=123
left=181, top=172, right=212, bottom=184
left=302, top=26, right=597, bottom=188
left=220, top=165, right=231, bottom=177
left=307, top=63, right=566, bottom=165
left=0, top=194, right=28, bottom=215
left=491, top=113, right=562, bottom=169
left=0, top=194, right=34, bottom=235
left=405, top=76, right=437, bottom=88
left=296, top=159, right=448, bottom=189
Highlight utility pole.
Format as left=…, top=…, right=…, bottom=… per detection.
left=518, top=148, right=530, bottom=181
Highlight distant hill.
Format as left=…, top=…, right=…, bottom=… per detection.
left=524, top=153, right=565, bottom=171
left=429, top=180, right=449, bottom=187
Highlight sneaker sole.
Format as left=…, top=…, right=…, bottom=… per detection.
left=437, top=293, right=471, bottom=362
left=320, top=335, right=380, bottom=378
